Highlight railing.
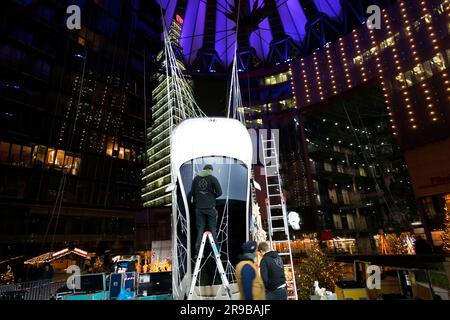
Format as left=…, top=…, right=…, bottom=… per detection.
left=0, top=279, right=66, bottom=300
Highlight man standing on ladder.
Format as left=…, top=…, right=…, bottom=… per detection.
left=192, top=164, right=222, bottom=258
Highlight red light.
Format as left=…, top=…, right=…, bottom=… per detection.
left=176, top=15, right=184, bottom=25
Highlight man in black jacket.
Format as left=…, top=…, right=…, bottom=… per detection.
left=257, top=242, right=288, bottom=300
left=191, top=164, right=222, bottom=257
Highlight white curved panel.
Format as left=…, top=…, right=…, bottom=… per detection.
left=171, top=117, right=253, bottom=171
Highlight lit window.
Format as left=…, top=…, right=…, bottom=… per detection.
left=431, top=53, right=446, bottom=72
left=124, top=148, right=131, bottom=161
left=370, top=46, right=379, bottom=55
left=353, top=55, right=363, bottom=65
left=263, top=72, right=289, bottom=86
left=382, top=36, right=395, bottom=48
left=395, top=73, right=406, bottom=88
left=422, top=61, right=434, bottom=78
left=359, top=167, right=366, bottom=177
left=333, top=214, right=342, bottom=229
left=405, top=71, right=414, bottom=87
left=328, top=188, right=338, bottom=204
left=33, top=146, right=46, bottom=166
left=413, top=64, right=425, bottom=82
left=46, top=148, right=56, bottom=165
left=64, top=156, right=74, bottom=173
left=55, top=150, right=65, bottom=167
left=72, top=157, right=81, bottom=176
left=347, top=214, right=355, bottom=230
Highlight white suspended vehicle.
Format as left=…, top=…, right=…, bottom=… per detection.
left=166, top=117, right=254, bottom=300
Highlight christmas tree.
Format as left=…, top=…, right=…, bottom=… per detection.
left=389, top=234, right=409, bottom=255
left=0, top=265, right=14, bottom=285
left=296, top=243, right=344, bottom=300
left=442, top=198, right=450, bottom=253
left=93, top=257, right=104, bottom=272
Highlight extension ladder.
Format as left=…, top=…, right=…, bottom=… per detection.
left=187, top=231, right=232, bottom=300
left=261, top=133, right=298, bottom=300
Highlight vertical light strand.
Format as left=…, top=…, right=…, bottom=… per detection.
left=352, top=29, right=367, bottom=83
left=368, top=20, right=397, bottom=136
left=289, top=64, right=299, bottom=108
left=419, top=0, right=450, bottom=102
left=300, top=57, right=312, bottom=105
left=338, top=37, right=352, bottom=89
left=384, top=8, right=417, bottom=129
left=313, top=52, right=324, bottom=101
left=325, top=43, right=338, bottom=95
left=399, top=0, right=437, bottom=123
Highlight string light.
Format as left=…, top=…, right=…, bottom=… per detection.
left=384, top=7, right=417, bottom=129
left=325, top=44, right=338, bottom=95
left=352, top=30, right=367, bottom=83
left=300, top=58, right=312, bottom=104
left=419, top=0, right=450, bottom=103
left=399, top=0, right=437, bottom=123
left=368, top=24, right=398, bottom=136
left=338, top=37, right=352, bottom=89
left=289, top=64, right=299, bottom=109
left=313, top=52, right=324, bottom=100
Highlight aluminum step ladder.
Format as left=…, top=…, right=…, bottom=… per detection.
left=261, top=134, right=298, bottom=300
left=187, top=231, right=232, bottom=300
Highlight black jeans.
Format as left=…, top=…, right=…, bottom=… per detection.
left=195, top=208, right=219, bottom=254
left=266, top=287, right=288, bottom=300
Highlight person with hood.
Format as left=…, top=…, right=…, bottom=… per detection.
left=258, top=241, right=288, bottom=300
left=191, top=164, right=222, bottom=257
left=236, top=241, right=266, bottom=300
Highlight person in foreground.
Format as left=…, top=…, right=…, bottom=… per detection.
left=236, top=240, right=266, bottom=300
left=258, top=241, right=288, bottom=300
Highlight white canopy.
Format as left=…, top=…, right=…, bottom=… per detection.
left=171, top=117, right=253, bottom=172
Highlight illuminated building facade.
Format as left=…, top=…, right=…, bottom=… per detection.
left=241, top=66, right=417, bottom=254
left=142, top=16, right=195, bottom=208
left=289, top=0, right=450, bottom=244
left=239, top=0, right=450, bottom=252
left=0, top=0, right=161, bottom=258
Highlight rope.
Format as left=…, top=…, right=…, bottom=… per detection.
left=227, top=0, right=246, bottom=124
left=40, top=46, right=88, bottom=254
left=342, top=102, right=394, bottom=219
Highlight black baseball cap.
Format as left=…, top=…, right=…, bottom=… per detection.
left=241, top=241, right=257, bottom=253
left=204, top=164, right=213, bottom=171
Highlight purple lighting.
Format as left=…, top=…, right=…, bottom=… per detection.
left=249, top=0, right=272, bottom=61
left=276, top=0, right=307, bottom=43
left=180, top=0, right=206, bottom=64
left=215, top=1, right=236, bottom=67
left=314, top=0, right=342, bottom=19
left=162, top=0, right=177, bottom=29
left=157, top=0, right=343, bottom=68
